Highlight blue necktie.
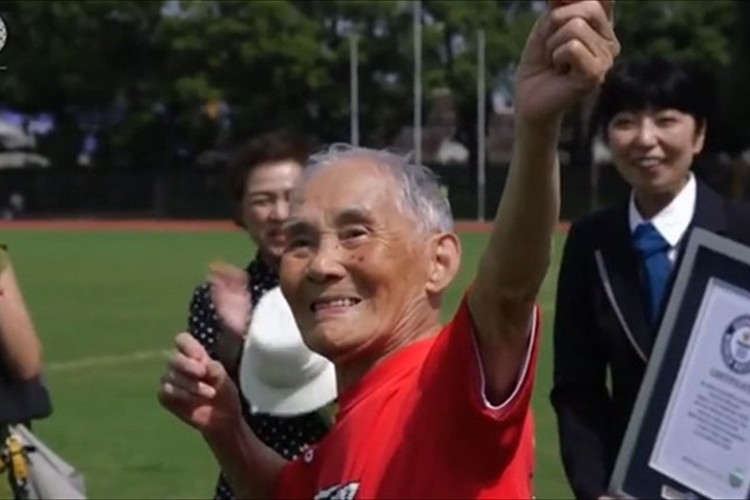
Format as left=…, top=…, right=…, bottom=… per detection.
left=632, top=223, right=671, bottom=325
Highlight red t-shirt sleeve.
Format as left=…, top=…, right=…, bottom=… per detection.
left=423, top=293, right=541, bottom=426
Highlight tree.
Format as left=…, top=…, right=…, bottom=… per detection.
left=612, top=0, right=734, bottom=65
left=419, top=1, right=536, bottom=166
left=0, top=0, right=743, bottom=175
left=290, top=0, right=420, bottom=146
left=0, top=1, right=165, bottom=167
left=714, top=0, right=750, bottom=155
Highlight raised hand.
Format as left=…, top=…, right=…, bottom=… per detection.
left=158, top=332, right=242, bottom=434
left=515, top=0, right=619, bottom=126
left=208, top=261, right=252, bottom=338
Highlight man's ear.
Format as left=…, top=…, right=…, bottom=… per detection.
left=425, top=232, right=461, bottom=295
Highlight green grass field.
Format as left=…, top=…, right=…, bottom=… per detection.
left=0, top=228, right=572, bottom=499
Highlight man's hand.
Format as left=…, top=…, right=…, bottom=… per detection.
left=158, top=333, right=288, bottom=499
left=515, top=0, right=619, bottom=127
left=208, top=262, right=252, bottom=338
left=158, top=332, right=243, bottom=435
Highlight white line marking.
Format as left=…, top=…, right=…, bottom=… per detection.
left=44, top=302, right=559, bottom=374
left=47, top=349, right=171, bottom=373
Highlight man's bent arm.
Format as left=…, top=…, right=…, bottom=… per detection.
left=468, top=119, right=560, bottom=403
left=204, top=420, right=288, bottom=499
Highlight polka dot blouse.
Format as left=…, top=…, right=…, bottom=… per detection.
left=187, top=255, right=330, bottom=500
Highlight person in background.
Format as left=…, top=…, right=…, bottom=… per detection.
left=185, top=131, right=330, bottom=500
left=550, top=56, right=750, bottom=499
left=0, top=243, right=52, bottom=499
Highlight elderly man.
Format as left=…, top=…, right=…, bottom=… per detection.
left=158, top=1, right=619, bottom=498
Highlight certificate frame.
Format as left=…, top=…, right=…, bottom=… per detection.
left=610, top=228, right=750, bottom=500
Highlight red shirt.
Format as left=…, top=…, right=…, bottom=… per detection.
left=274, top=297, right=540, bottom=499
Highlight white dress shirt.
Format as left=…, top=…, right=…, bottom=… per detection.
left=628, top=174, right=697, bottom=264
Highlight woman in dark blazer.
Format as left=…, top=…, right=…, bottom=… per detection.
left=550, top=57, right=750, bottom=499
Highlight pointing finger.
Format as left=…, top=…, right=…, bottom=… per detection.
left=175, top=332, right=209, bottom=362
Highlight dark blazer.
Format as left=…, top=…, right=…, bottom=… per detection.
left=550, top=180, right=750, bottom=499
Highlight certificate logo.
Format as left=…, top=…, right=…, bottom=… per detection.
left=722, top=315, right=750, bottom=375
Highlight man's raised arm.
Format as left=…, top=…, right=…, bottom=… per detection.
left=468, top=0, right=619, bottom=403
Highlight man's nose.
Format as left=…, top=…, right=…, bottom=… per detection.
left=306, top=236, right=345, bottom=284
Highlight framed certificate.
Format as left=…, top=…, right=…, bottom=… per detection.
left=610, top=228, right=750, bottom=500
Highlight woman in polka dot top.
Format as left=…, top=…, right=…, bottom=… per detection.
left=186, top=132, right=330, bottom=500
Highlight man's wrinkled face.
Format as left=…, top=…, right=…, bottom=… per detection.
left=279, top=158, right=431, bottom=364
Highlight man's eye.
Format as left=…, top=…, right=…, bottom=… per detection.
left=341, top=228, right=367, bottom=240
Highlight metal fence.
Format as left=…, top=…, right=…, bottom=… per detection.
left=0, top=162, right=647, bottom=222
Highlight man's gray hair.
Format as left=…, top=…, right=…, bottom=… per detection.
left=298, top=143, right=454, bottom=234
